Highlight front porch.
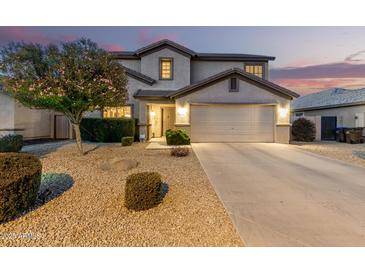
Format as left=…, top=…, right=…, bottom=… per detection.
left=146, top=136, right=191, bottom=150
left=146, top=103, right=176, bottom=140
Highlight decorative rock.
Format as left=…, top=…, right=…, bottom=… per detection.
left=99, top=158, right=139, bottom=171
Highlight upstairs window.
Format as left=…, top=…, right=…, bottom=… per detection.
left=229, top=77, right=239, bottom=92
left=160, top=58, right=173, bottom=80
left=103, top=106, right=132, bottom=118
left=245, top=64, right=264, bottom=78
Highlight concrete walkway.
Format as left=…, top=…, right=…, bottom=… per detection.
left=146, top=137, right=191, bottom=150
left=192, top=143, right=365, bottom=246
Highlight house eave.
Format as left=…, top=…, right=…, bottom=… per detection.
left=292, top=101, right=365, bottom=112
left=169, top=68, right=299, bottom=100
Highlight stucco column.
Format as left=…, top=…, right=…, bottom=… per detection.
left=275, top=102, right=291, bottom=144
left=138, top=100, right=148, bottom=140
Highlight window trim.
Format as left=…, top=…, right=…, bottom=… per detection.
left=159, top=57, right=174, bottom=80
left=244, top=62, right=265, bottom=79
left=229, top=77, right=239, bottom=92
left=102, top=104, right=133, bottom=119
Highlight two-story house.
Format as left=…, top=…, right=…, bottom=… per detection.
left=0, top=39, right=299, bottom=143
left=105, top=39, right=299, bottom=143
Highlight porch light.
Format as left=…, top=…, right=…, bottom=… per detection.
left=177, top=107, right=188, bottom=116
left=149, top=111, right=156, bottom=117
left=278, top=107, right=289, bottom=118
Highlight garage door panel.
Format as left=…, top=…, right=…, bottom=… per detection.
left=191, top=105, right=274, bottom=143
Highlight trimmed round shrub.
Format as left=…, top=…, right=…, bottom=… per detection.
left=165, top=129, right=190, bottom=145
left=125, top=172, right=163, bottom=211
left=292, top=118, right=316, bottom=142
left=121, top=136, right=134, bottom=146
left=171, top=147, right=189, bottom=157
left=0, top=153, right=42, bottom=222
left=0, top=134, right=23, bottom=152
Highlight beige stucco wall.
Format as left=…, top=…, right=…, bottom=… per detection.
left=293, top=105, right=365, bottom=128
left=141, top=48, right=191, bottom=89
left=0, top=92, right=54, bottom=139
left=292, top=105, right=365, bottom=139
left=191, top=61, right=269, bottom=83
left=14, top=101, right=53, bottom=139
left=118, top=59, right=141, bottom=72
left=0, top=93, right=15, bottom=135
left=276, top=125, right=291, bottom=144
left=126, top=77, right=152, bottom=118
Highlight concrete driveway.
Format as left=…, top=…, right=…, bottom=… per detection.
left=192, top=143, right=365, bottom=246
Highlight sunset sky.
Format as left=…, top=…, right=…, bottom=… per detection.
left=1, top=26, right=365, bottom=95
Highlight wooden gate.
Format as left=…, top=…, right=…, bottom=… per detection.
left=54, top=115, right=70, bottom=139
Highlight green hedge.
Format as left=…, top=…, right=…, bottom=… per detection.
left=122, top=136, right=134, bottom=146
left=0, top=134, right=23, bottom=152
left=80, top=118, right=135, bottom=142
left=166, top=129, right=190, bottom=145
left=0, top=153, right=42, bottom=222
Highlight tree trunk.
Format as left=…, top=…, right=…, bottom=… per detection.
left=72, top=123, right=84, bottom=155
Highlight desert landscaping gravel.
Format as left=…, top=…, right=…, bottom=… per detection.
left=293, top=141, right=365, bottom=168
left=0, top=142, right=243, bottom=247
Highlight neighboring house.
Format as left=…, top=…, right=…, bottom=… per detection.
left=105, top=39, right=299, bottom=143
left=291, top=88, right=365, bottom=140
left=0, top=82, right=73, bottom=140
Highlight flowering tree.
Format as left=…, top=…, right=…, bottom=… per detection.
left=0, top=39, right=128, bottom=154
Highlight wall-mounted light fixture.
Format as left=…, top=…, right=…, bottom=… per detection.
left=150, top=111, right=156, bottom=117
left=177, top=107, right=188, bottom=116
left=278, top=107, right=289, bottom=118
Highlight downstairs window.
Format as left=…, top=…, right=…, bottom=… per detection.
left=103, top=106, right=132, bottom=118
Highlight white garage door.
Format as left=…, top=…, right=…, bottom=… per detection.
left=191, top=104, right=275, bottom=142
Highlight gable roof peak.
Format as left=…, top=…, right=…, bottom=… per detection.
left=135, top=39, right=196, bottom=57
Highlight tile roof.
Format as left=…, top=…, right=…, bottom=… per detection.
left=134, top=89, right=177, bottom=98
left=111, top=39, right=275, bottom=61
left=169, top=68, right=299, bottom=99
left=291, top=87, right=365, bottom=111
left=124, top=67, right=155, bottom=85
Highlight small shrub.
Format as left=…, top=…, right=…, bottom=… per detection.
left=125, top=172, right=163, bottom=211
left=0, top=153, right=42, bottom=222
left=171, top=147, right=189, bottom=157
left=0, top=134, right=23, bottom=152
left=80, top=118, right=135, bottom=142
left=122, top=136, right=134, bottom=146
left=165, top=129, right=190, bottom=145
left=292, top=118, right=316, bottom=142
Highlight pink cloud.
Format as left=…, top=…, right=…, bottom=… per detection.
left=0, top=26, right=59, bottom=45
left=270, top=62, right=365, bottom=80
left=99, top=43, right=125, bottom=51
left=284, top=57, right=321, bottom=68
left=137, top=28, right=179, bottom=46
left=272, top=78, right=365, bottom=95
left=0, top=26, right=124, bottom=52
left=271, top=50, right=365, bottom=94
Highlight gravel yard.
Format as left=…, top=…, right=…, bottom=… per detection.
left=0, top=142, right=242, bottom=247
left=292, top=141, right=365, bottom=167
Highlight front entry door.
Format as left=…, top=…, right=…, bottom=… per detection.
left=161, top=107, right=175, bottom=136
left=321, top=116, right=337, bottom=140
